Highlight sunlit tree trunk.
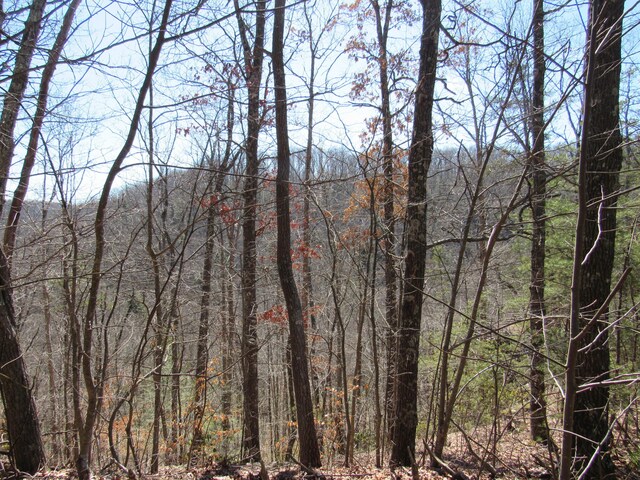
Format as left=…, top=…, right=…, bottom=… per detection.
left=0, top=0, right=47, bottom=215
left=273, top=0, right=321, bottom=468
left=568, top=1, right=623, bottom=478
left=390, top=0, right=441, bottom=467
left=370, top=1, right=399, bottom=445
left=528, top=0, right=550, bottom=445
left=235, top=0, right=266, bottom=461
left=75, top=2, right=173, bottom=476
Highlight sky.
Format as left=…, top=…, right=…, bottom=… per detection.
left=6, top=0, right=640, bottom=205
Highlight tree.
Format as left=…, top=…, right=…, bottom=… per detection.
left=74, top=1, right=173, bottom=477
left=235, top=0, right=267, bottom=462
left=560, top=0, right=624, bottom=478
left=390, top=0, right=441, bottom=467
left=429, top=4, right=543, bottom=464
left=342, top=3, right=418, bottom=447
left=273, top=0, right=322, bottom=468
left=528, top=0, right=550, bottom=445
left=0, top=0, right=47, bottom=214
left=191, top=81, right=237, bottom=462
left=4, top=0, right=82, bottom=259
left=0, top=247, right=45, bottom=473
left=371, top=0, right=399, bottom=448
left=0, top=0, right=69, bottom=473
left=574, top=2, right=624, bottom=473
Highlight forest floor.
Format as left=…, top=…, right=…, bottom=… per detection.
left=6, top=427, right=640, bottom=480
left=7, top=454, right=640, bottom=480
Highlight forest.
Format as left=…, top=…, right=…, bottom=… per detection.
left=0, top=0, right=639, bottom=479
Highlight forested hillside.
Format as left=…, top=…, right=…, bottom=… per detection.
left=0, top=1, right=638, bottom=479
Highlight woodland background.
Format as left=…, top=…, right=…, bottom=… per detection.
left=0, top=0, right=639, bottom=479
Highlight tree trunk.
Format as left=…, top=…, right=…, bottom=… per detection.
left=528, top=0, right=550, bottom=445
left=0, top=247, right=45, bottom=474
left=370, top=0, right=399, bottom=444
left=390, top=0, right=441, bottom=467
left=273, top=0, right=321, bottom=468
left=192, top=77, right=236, bottom=461
left=346, top=288, right=367, bottom=465
left=301, top=1, right=320, bottom=408
left=191, top=198, right=216, bottom=457
left=235, top=0, right=266, bottom=461
left=75, top=2, right=173, bottom=476
left=60, top=204, right=81, bottom=467
left=221, top=231, right=236, bottom=435
left=43, top=279, right=61, bottom=464
left=4, top=0, right=82, bottom=259
left=573, top=0, right=623, bottom=477
left=0, top=1, right=50, bottom=473
left=0, top=0, right=47, bottom=216
left=170, top=312, right=183, bottom=463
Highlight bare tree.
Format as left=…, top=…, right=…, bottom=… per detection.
left=191, top=80, right=237, bottom=462
left=0, top=0, right=46, bottom=214
left=370, top=0, right=399, bottom=450
left=74, top=1, right=173, bottom=477
left=560, top=0, right=624, bottom=478
left=0, top=248, right=45, bottom=473
left=235, top=0, right=266, bottom=461
left=527, top=0, right=550, bottom=446
left=0, top=0, right=70, bottom=473
left=273, top=0, right=321, bottom=468
left=390, top=0, right=441, bottom=467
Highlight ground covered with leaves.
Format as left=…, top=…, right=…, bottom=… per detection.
left=4, top=428, right=640, bottom=480
left=2, top=458, right=638, bottom=480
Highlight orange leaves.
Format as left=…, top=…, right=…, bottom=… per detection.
left=199, top=193, right=218, bottom=209
left=342, top=147, right=408, bottom=224
left=343, top=0, right=363, bottom=12
left=258, top=304, right=288, bottom=326
left=339, top=225, right=374, bottom=251
left=258, top=302, right=323, bottom=329
left=217, top=201, right=239, bottom=227
left=198, top=194, right=240, bottom=227
left=291, top=241, right=322, bottom=268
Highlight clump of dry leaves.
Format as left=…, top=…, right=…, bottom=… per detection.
left=6, top=426, right=639, bottom=480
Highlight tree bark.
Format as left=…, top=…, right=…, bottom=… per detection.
left=370, top=0, right=399, bottom=446
left=390, top=0, right=441, bottom=467
left=301, top=1, right=319, bottom=408
left=0, top=1, right=51, bottom=473
left=221, top=229, right=237, bottom=435
left=0, top=0, right=47, bottom=216
left=235, top=0, right=266, bottom=461
left=4, top=0, right=82, bottom=259
left=0, top=246, right=45, bottom=474
left=191, top=80, right=236, bottom=462
left=573, top=0, right=623, bottom=477
left=146, top=85, right=169, bottom=475
left=75, top=1, right=173, bottom=476
left=273, top=0, right=321, bottom=468
left=528, top=0, right=550, bottom=445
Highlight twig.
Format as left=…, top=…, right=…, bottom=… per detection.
left=423, top=440, right=470, bottom=480
left=259, top=459, right=269, bottom=480
left=286, top=454, right=320, bottom=477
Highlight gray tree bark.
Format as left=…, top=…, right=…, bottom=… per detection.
left=0, top=247, right=45, bottom=473
left=235, top=0, right=266, bottom=461
left=390, top=0, right=441, bottom=467
left=528, top=0, right=550, bottom=445
left=273, top=0, right=321, bottom=468
left=573, top=0, right=623, bottom=477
